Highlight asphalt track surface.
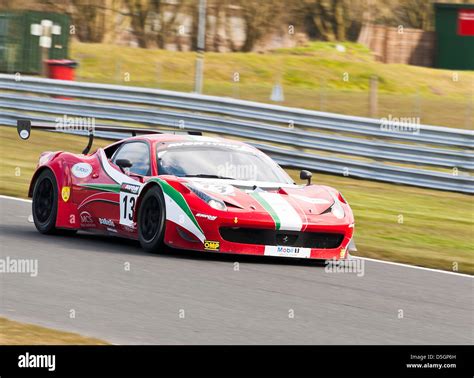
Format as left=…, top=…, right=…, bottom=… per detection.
left=1, top=196, right=472, bottom=345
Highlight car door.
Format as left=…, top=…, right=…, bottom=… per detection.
left=109, top=141, right=152, bottom=230
left=76, top=140, right=151, bottom=234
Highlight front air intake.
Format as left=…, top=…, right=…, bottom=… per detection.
left=219, top=228, right=344, bottom=249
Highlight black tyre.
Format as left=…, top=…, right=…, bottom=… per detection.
left=32, top=169, right=77, bottom=236
left=138, top=186, right=166, bottom=253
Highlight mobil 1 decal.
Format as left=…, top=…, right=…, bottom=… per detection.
left=120, top=183, right=141, bottom=226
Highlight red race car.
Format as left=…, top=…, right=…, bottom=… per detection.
left=17, top=120, right=356, bottom=260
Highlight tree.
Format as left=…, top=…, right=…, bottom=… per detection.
left=393, top=0, right=434, bottom=31
left=234, top=0, right=286, bottom=52
left=152, top=0, right=186, bottom=49
left=293, top=0, right=355, bottom=41
left=123, top=0, right=152, bottom=47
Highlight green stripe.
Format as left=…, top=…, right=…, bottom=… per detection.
left=150, top=178, right=204, bottom=235
left=79, top=183, right=121, bottom=193
left=251, top=192, right=281, bottom=230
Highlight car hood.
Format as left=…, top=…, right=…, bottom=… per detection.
left=181, top=177, right=335, bottom=215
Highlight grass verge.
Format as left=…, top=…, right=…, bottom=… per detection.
left=71, top=41, right=474, bottom=129
left=0, top=126, right=472, bottom=274
left=0, top=317, right=108, bottom=345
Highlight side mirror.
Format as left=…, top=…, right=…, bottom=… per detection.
left=116, top=159, right=132, bottom=173
left=300, top=170, right=312, bottom=186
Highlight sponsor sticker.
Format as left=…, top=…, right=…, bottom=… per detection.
left=120, top=183, right=140, bottom=195
left=196, top=213, right=217, bottom=221
left=204, top=240, right=220, bottom=251
left=61, top=186, right=70, bottom=202
left=264, top=245, right=311, bottom=258
left=71, top=163, right=93, bottom=178
left=80, top=211, right=94, bottom=227
left=99, top=218, right=115, bottom=227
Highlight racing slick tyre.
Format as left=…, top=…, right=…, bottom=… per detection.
left=138, top=186, right=166, bottom=253
left=32, top=169, right=76, bottom=236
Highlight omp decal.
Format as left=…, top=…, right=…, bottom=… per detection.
left=204, top=240, right=220, bottom=251
left=264, top=245, right=311, bottom=258
left=71, top=163, right=93, bottom=178
left=150, top=178, right=205, bottom=243
left=61, top=187, right=70, bottom=202
left=251, top=192, right=303, bottom=231
left=340, top=248, right=347, bottom=259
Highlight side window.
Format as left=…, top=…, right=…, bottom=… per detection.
left=112, top=142, right=150, bottom=176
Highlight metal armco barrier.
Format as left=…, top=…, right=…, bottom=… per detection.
left=0, top=74, right=472, bottom=193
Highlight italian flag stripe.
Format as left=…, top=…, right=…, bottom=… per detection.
left=151, top=178, right=204, bottom=235
left=251, top=192, right=281, bottom=230
left=251, top=192, right=304, bottom=231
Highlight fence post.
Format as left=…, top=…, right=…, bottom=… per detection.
left=369, top=75, right=378, bottom=118
left=320, top=79, right=326, bottom=111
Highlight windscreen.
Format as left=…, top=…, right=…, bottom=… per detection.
left=156, top=142, right=293, bottom=184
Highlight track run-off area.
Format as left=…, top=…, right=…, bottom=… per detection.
left=0, top=195, right=472, bottom=344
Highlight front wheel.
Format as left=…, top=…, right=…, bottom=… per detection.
left=138, top=186, right=166, bottom=253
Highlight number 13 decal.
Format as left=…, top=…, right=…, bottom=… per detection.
left=120, top=183, right=141, bottom=226
left=122, top=195, right=136, bottom=221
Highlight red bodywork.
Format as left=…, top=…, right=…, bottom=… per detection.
left=29, top=134, right=355, bottom=260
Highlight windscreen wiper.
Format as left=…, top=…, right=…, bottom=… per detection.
left=183, top=174, right=236, bottom=180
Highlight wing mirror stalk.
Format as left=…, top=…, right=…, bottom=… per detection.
left=300, top=170, right=312, bottom=186
left=116, top=159, right=133, bottom=173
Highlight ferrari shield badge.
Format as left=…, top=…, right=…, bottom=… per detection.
left=61, top=186, right=71, bottom=202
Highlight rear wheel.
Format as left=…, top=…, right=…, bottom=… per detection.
left=32, top=169, right=76, bottom=236
left=138, top=186, right=166, bottom=253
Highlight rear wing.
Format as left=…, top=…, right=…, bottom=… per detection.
left=16, top=119, right=202, bottom=154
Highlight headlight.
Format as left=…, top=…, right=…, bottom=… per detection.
left=331, top=200, right=345, bottom=219
left=326, top=191, right=345, bottom=219
left=208, top=199, right=227, bottom=211
left=187, top=184, right=227, bottom=211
